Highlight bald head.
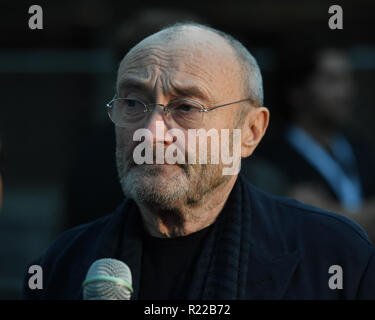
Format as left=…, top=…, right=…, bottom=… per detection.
left=134, top=24, right=229, bottom=48
left=118, top=23, right=264, bottom=108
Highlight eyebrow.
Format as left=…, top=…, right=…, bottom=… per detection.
left=170, top=83, right=211, bottom=104
left=117, top=77, right=212, bottom=104
left=117, top=78, right=150, bottom=94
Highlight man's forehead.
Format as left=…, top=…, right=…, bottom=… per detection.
left=119, top=26, right=236, bottom=70
left=116, top=26, right=244, bottom=103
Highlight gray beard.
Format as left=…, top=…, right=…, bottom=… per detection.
left=121, top=165, right=189, bottom=210
left=116, top=150, right=227, bottom=211
left=116, top=149, right=229, bottom=237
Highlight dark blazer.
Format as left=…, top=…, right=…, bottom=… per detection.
left=22, top=174, right=375, bottom=299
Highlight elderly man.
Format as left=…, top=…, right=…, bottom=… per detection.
left=23, top=23, right=375, bottom=300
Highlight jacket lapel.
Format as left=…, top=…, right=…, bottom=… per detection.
left=190, top=174, right=249, bottom=299
left=115, top=199, right=144, bottom=300
left=189, top=174, right=301, bottom=300
left=245, top=245, right=300, bottom=299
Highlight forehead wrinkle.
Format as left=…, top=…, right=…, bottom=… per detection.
left=167, top=77, right=214, bottom=104
left=123, top=44, right=169, bottom=62
left=116, top=62, right=157, bottom=92
left=119, top=60, right=216, bottom=104
left=117, top=75, right=153, bottom=93
left=118, top=49, right=182, bottom=90
left=121, top=44, right=187, bottom=72
left=118, top=35, right=239, bottom=104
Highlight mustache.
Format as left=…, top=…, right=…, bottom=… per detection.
left=124, top=140, right=191, bottom=175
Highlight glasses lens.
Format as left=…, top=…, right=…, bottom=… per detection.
left=108, top=98, right=145, bottom=126
left=169, top=100, right=203, bottom=128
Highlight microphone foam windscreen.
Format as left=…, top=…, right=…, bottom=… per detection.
left=82, top=258, right=133, bottom=300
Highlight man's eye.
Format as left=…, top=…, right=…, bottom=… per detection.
left=126, top=100, right=137, bottom=107
left=121, top=99, right=142, bottom=108
left=176, top=103, right=195, bottom=112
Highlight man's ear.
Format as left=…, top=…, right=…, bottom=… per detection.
left=241, top=106, right=270, bottom=158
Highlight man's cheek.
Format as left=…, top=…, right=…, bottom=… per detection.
left=115, top=133, right=131, bottom=155
left=115, top=126, right=134, bottom=145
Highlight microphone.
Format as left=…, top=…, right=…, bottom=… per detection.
left=82, top=258, right=133, bottom=300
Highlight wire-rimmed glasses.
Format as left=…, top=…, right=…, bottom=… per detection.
left=106, top=96, right=255, bottom=129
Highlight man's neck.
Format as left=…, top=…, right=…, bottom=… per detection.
left=137, top=174, right=238, bottom=238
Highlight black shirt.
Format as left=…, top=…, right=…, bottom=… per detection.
left=139, top=222, right=216, bottom=300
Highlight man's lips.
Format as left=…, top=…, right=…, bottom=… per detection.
left=127, top=160, right=190, bottom=177
left=135, top=162, right=184, bottom=169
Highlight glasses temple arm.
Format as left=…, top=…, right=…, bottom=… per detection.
left=202, top=98, right=255, bottom=112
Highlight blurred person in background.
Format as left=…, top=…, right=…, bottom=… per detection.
left=256, top=45, right=375, bottom=242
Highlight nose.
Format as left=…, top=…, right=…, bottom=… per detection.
left=144, top=105, right=174, bottom=145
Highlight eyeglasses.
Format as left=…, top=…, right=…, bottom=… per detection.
left=105, top=96, right=255, bottom=129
